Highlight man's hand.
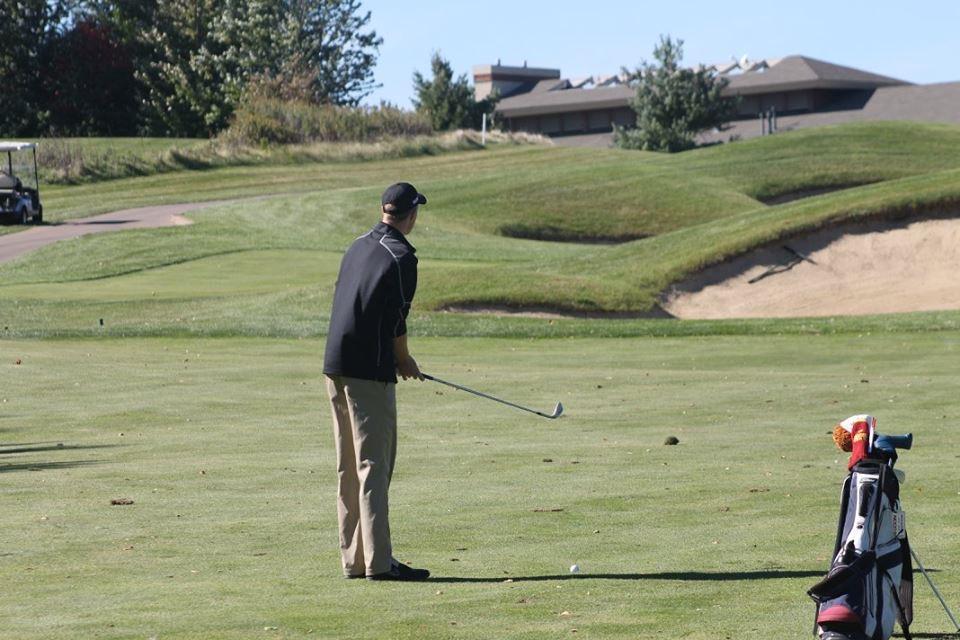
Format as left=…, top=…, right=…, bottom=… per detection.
left=394, top=334, right=424, bottom=381
left=396, top=356, right=424, bottom=381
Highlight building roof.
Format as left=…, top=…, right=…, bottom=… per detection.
left=472, top=63, right=560, bottom=81
left=859, top=80, right=960, bottom=120
left=724, top=55, right=909, bottom=95
left=497, top=85, right=634, bottom=118
left=697, top=81, right=960, bottom=144
left=495, top=55, right=911, bottom=118
left=530, top=78, right=570, bottom=93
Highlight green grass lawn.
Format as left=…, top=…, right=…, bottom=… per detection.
left=3, top=122, right=960, bottom=638
left=3, top=334, right=959, bottom=639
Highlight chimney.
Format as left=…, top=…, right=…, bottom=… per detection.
left=472, top=62, right=561, bottom=101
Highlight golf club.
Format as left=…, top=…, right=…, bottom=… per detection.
left=422, top=373, right=563, bottom=420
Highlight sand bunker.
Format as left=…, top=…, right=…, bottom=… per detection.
left=662, top=216, right=960, bottom=319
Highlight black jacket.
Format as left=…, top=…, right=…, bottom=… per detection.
left=323, top=222, right=418, bottom=383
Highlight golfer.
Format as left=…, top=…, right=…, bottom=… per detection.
left=323, top=182, right=430, bottom=581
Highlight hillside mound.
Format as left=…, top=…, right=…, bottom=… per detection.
left=662, top=215, right=960, bottom=318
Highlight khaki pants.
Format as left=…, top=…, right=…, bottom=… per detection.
left=325, top=375, right=397, bottom=576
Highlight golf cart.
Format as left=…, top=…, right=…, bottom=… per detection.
left=0, top=141, right=42, bottom=225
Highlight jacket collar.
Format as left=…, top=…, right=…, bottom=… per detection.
left=373, top=221, right=416, bottom=253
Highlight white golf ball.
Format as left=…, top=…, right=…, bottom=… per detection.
left=569, top=563, right=580, bottom=574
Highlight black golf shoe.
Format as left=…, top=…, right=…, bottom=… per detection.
left=366, top=560, right=430, bottom=581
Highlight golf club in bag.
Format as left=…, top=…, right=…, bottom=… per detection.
left=808, top=415, right=915, bottom=640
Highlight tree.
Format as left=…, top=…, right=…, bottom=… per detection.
left=0, top=0, right=78, bottom=135
left=280, top=0, right=383, bottom=106
left=615, top=36, right=737, bottom=152
left=42, top=19, right=138, bottom=135
left=134, top=0, right=237, bottom=136
left=93, top=0, right=382, bottom=136
left=412, top=53, right=495, bottom=131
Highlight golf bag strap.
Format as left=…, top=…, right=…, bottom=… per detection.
left=885, top=569, right=912, bottom=640
left=876, top=548, right=902, bottom=573
left=814, top=474, right=854, bottom=636
left=833, top=475, right=853, bottom=558
left=871, top=465, right=885, bottom=548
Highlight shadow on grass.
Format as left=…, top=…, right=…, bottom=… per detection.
left=0, top=460, right=104, bottom=473
left=0, top=442, right=122, bottom=473
left=72, top=220, right=134, bottom=225
left=0, top=443, right=122, bottom=456
left=430, top=569, right=825, bottom=583
left=894, top=634, right=960, bottom=639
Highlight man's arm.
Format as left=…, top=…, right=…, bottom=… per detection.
left=394, top=334, right=423, bottom=381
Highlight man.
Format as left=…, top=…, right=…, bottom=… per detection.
left=322, top=182, right=430, bottom=581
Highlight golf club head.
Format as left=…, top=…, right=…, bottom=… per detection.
left=549, top=402, right=564, bottom=419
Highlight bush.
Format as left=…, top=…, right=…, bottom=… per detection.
left=615, top=36, right=736, bottom=152
left=222, top=97, right=432, bottom=145
left=412, top=53, right=496, bottom=131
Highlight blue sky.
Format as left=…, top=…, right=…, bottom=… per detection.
left=361, top=0, right=960, bottom=107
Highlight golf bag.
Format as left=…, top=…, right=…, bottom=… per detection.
left=808, top=416, right=914, bottom=640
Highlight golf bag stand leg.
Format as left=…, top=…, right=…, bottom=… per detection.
left=910, top=546, right=960, bottom=632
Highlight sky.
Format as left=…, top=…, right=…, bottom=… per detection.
left=360, top=0, right=960, bottom=107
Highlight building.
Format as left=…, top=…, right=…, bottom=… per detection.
left=475, top=56, right=960, bottom=145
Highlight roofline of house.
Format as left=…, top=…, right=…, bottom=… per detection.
left=496, top=79, right=913, bottom=119
left=724, top=77, right=907, bottom=96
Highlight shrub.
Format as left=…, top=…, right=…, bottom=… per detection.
left=616, top=36, right=737, bottom=152
left=222, top=97, right=432, bottom=145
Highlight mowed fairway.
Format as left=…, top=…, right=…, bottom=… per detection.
left=3, top=122, right=960, bottom=638
left=3, top=335, right=960, bottom=639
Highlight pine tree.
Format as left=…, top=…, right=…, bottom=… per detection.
left=615, top=36, right=737, bottom=152
left=412, top=53, right=494, bottom=131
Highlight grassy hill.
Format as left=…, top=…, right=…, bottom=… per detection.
left=3, top=121, right=960, bottom=338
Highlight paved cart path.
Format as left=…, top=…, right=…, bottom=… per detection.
left=0, top=202, right=220, bottom=264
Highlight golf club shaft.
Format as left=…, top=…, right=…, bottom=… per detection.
left=422, top=373, right=556, bottom=419
left=910, top=546, right=960, bottom=631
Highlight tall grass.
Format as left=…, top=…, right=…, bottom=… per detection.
left=36, top=130, right=548, bottom=186
left=36, top=138, right=211, bottom=184
left=220, top=98, right=433, bottom=145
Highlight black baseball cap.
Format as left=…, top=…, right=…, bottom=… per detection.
left=381, top=182, right=427, bottom=215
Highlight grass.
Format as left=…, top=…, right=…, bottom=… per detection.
left=4, top=122, right=960, bottom=323
left=3, top=334, right=959, bottom=639
left=4, top=122, right=960, bottom=638
left=4, top=245, right=960, bottom=340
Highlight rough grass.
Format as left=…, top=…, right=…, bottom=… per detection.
left=35, top=131, right=544, bottom=186
left=2, top=335, right=959, bottom=639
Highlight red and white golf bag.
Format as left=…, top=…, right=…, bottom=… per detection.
left=808, top=415, right=914, bottom=640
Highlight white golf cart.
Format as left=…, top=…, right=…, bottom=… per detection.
left=0, top=141, right=42, bottom=225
